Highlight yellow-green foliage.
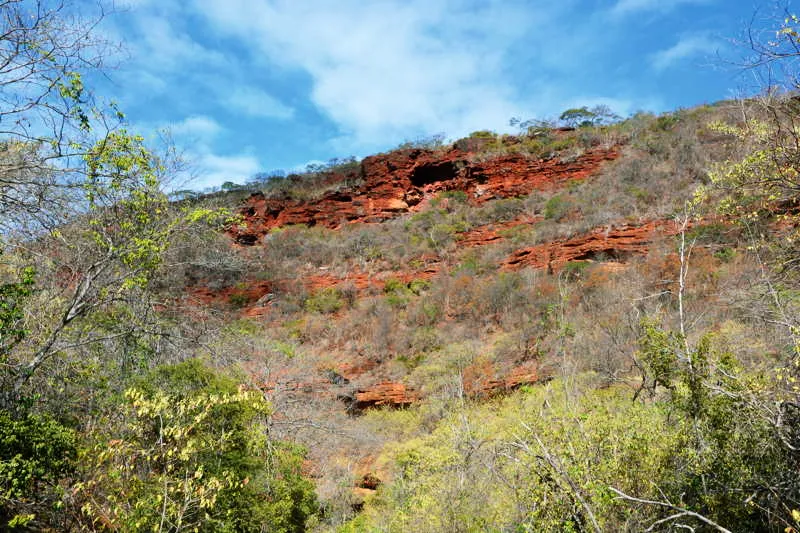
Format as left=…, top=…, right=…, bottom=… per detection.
left=706, top=120, right=785, bottom=215
left=305, top=287, right=346, bottom=314
left=341, top=319, right=799, bottom=532
left=344, top=381, right=681, bottom=532
left=383, top=278, right=430, bottom=308
left=703, top=106, right=800, bottom=279
left=405, top=208, right=472, bottom=252
left=74, top=360, right=318, bottom=532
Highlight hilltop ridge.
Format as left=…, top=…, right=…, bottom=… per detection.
left=229, top=142, right=620, bottom=244
left=170, top=106, right=762, bottom=521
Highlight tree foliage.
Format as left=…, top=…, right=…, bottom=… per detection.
left=75, top=360, right=317, bottom=532
left=558, top=105, right=620, bottom=128
left=0, top=411, right=76, bottom=528
left=0, top=2, right=318, bottom=530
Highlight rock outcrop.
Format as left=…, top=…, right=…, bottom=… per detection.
left=194, top=220, right=687, bottom=316
left=502, top=220, right=683, bottom=272
left=347, top=382, right=418, bottom=413
left=462, top=360, right=543, bottom=398
left=456, top=215, right=540, bottom=247
left=229, top=146, right=619, bottom=245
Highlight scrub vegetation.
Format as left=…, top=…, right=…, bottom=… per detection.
left=3, top=2, right=800, bottom=532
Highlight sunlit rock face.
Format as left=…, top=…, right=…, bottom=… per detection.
left=229, top=144, right=620, bottom=245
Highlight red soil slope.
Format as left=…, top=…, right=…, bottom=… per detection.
left=192, top=141, right=701, bottom=406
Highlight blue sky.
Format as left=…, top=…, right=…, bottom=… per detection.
left=94, top=0, right=761, bottom=189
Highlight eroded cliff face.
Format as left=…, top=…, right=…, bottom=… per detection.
left=229, top=145, right=620, bottom=245
left=196, top=219, right=681, bottom=320
left=190, top=142, right=705, bottom=405
left=501, top=220, right=684, bottom=272
left=188, top=138, right=708, bottom=499
left=186, top=137, right=728, bottom=414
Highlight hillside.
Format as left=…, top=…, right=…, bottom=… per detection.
left=149, top=100, right=800, bottom=530
left=6, top=78, right=800, bottom=530
left=7, top=2, right=800, bottom=531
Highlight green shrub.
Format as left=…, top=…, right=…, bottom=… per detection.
left=304, top=287, right=345, bottom=314
left=0, top=411, right=76, bottom=527
left=562, top=260, right=589, bottom=280
left=483, top=198, right=524, bottom=222
left=345, top=352, right=796, bottom=532
left=384, top=278, right=405, bottom=294
left=410, top=326, right=442, bottom=354
left=497, top=224, right=535, bottom=245
left=547, top=135, right=578, bottom=152
left=685, top=222, right=736, bottom=246
left=76, top=360, right=318, bottom=532
left=397, top=353, right=426, bottom=370
left=386, top=292, right=408, bottom=308
left=269, top=340, right=300, bottom=358
left=408, top=299, right=443, bottom=327
left=437, top=190, right=469, bottom=203
left=344, top=381, right=682, bottom=532
left=396, top=133, right=447, bottom=150
left=384, top=278, right=429, bottom=308
left=543, top=194, right=571, bottom=220
left=228, top=291, right=250, bottom=308
left=408, top=279, right=430, bottom=295
left=713, top=246, right=736, bottom=262
left=653, top=113, right=680, bottom=131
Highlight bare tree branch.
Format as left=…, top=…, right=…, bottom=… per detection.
left=609, top=487, right=733, bottom=533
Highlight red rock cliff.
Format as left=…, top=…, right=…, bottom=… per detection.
left=230, top=145, right=619, bottom=245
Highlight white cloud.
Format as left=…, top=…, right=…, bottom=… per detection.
left=189, top=0, right=543, bottom=146
left=138, top=116, right=260, bottom=190
left=170, top=120, right=261, bottom=189
left=169, top=115, right=223, bottom=140
left=224, top=86, right=294, bottom=119
left=130, top=15, right=227, bottom=72
left=651, top=35, right=717, bottom=71
left=611, top=0, right=712, bottom=16
left=104, top=0, right=678, bottom=189
left=192, top=152, right=262, bottom=189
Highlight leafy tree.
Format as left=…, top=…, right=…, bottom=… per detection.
left=700, top=11, right=800, bottom=365
left=0, top=0, right=115, bottom=234
left=0, top=3, right=261, bottom=529
left=220, top=180, right=242, bottom=191
left=75, top=360, right=318, bottom=532
left=626, top=320, right=800, bottom=531
left=0, top=411, right=76, bottom=529
left=1, top=131, right=230, bottom=410
left=559, top=106, right=599, bottom=128
left=558, top=105, right=620, bottom=128
left=0, top=266, right=34, bottom=360
left=509, top=116, right=556, bottom=136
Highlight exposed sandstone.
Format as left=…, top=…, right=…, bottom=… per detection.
left=193, top=219, right=684, bottom=317
left=462, top=360, right=543, bottom=398
left=502, top=220, right=683, bottom=272
left=229, top=146, right=619, bottom=245
left=193, top=264, right=442, bottom=318
left=348, top=381, right=418, bottom=412
left=456, top=215, right=540, bottom=247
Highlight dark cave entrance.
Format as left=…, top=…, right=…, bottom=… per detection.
left=409, top=161, right=459, bottom=186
